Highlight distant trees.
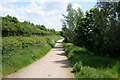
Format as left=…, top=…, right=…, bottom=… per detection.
left=62, top=3, right=84, bottom=43
left=62, top=2, right=120, bottom=57
left=1, top=15, right=60, bottom=37
left=37, top=25, right=47, bottom=31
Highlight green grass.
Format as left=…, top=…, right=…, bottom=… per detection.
left=2, top=35, right=61, bottom=77
left=63, top=43, right=119, bottom=78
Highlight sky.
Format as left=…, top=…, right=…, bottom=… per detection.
left=0, top=0, right=97, bottom=31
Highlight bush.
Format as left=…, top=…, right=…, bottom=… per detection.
left=63, top=42, right=119, bottom=78
left=62, top=3, right=120, bottom=57
left=2, top=35, right=61, bottom=77
left=1, top=15, right=59, bottom=37
left=73, top=61, right=83, bottom=73
left=75, top=66, right=110, bottom=78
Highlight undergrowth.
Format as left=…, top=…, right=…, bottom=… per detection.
left=2, top=35, right=61, bottom=77
left=63, top=43, right=119, bottom=78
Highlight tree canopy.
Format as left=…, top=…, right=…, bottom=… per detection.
left=1, top=15, right=60, bottom=37
left=62, top=2, right=120, bottom=57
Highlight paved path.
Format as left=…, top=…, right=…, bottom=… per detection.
left=6, top=39, right=74, bottom=78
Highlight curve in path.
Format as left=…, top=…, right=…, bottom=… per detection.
left=6, top=39, right=74, bottom=78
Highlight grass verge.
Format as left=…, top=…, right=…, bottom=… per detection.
left=2, top=35, right=61, bottom=77
left=63, top=43, right=119, bottom=78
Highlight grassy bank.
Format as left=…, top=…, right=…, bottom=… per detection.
left=2, top=35, right=61, bottom=77
left=63, top=43, right=119, bottom=78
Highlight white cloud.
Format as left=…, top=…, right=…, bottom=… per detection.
left=72, top=0, right=97, bottom=2
left=73, top=3, right=81, bottom=10
left=0, top=0, right=72, bottom=2
left=0, top=0, right=98, bottom=3
left=0, top=0, right=76, bottom=31
left=0, top=1, right=28, bottom=21
left=30, top=17, right=42, bottom=24
left=25, top=1, right=43, bottom=15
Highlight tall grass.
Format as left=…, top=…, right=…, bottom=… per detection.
left=2, top=35, right=61, bottom=77
left=63, top=43, right=119, bottom=78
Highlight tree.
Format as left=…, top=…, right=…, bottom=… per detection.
left=62, top=3, right=84, bottom=43
left=62, top=1, right=120, bottom=57
left=1, top=15, right=59, bottom=37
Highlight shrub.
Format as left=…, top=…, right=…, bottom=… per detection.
left=73, top=61, right=83, bottom=73
left=2, top=35, right=61, bottom=77
left=1, top=15, right=60, bottom=37
left=63, top=42, right=119, bottom=78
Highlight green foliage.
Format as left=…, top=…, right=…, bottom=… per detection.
left=2, top=35, right=61, bottom=77
left=63, top=42, right=119, bottom=78
left=1, top=14, right=61, bottom=77
left=1, top=15, right=60, bottom=37
left=75, top=66, right=111, bottom=78
left=73, top=61, right=83, bottom=73
left=62, top=3, right=84, bottom=43
left=62, top=2, right=120, bottom=57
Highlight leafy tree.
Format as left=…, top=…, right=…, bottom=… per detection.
left=62, top=3, right=84, bottom=43
left=1, top=15, right=59, bottom=37
left=62, top=2, right=120, bottom=57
